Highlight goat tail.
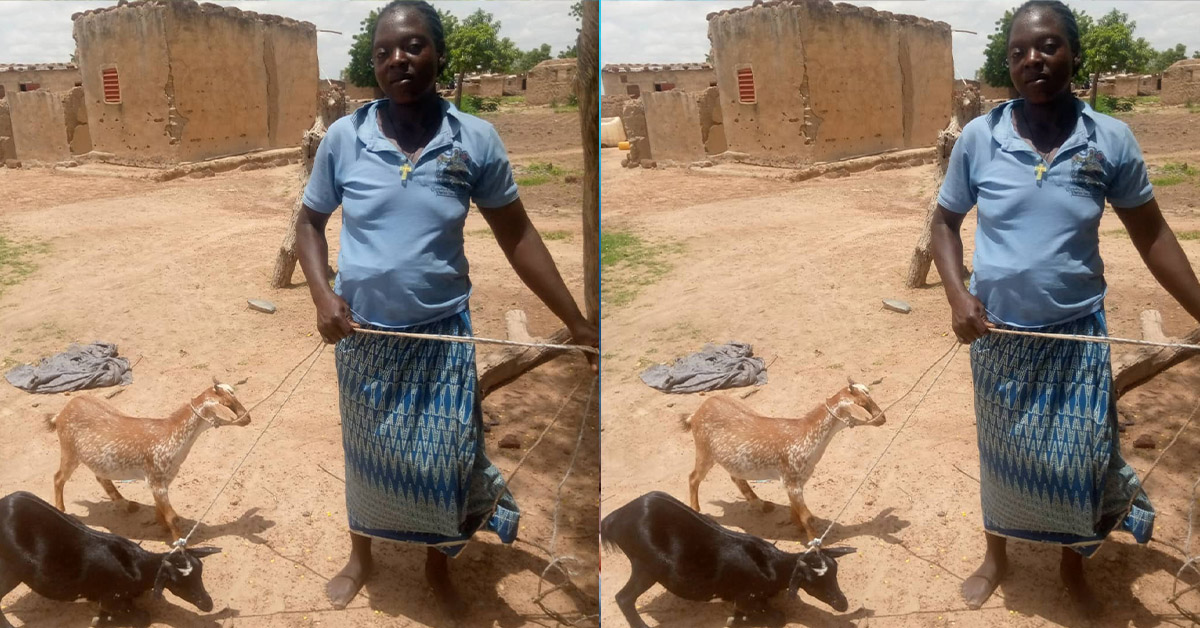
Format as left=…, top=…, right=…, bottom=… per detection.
left=43, top=413, right=58, bottom=432
left=599, top=511, right=623, bottom=555
left=679, top=412, right=693, bottom=432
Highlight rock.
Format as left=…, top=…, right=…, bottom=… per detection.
left=937, top=511, right=946, bottom=517
left=1133, top=434, right=1156, bottom=449
left=5, top=159, right=21, bottom=169
left=882, top=299, right=912, bottom=314
left=498, top=434, right=522, bottom=449
left=247, top=299, right=277, bottom=314
left=640, top=159, right=657, bottom=169
left=564, top=174, right=578, bottom=183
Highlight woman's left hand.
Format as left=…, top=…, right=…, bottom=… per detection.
left=568, top=319, right=600, bottom=373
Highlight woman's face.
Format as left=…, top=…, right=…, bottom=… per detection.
left=372, top=8, right=443, bottom=104
left=1007, top=8, right=1078, bottom=105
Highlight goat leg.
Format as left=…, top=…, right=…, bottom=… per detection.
left=96, top=477, right=137, bottom=513
left=149, top=481, right=184, bottom=541
left=731, top=478, right=774, bottom=513
left=53, top=452, right=80, bottom=512
left=0, top=567, right=18, bottom=628
left=688, top=455, right=714, bottom=512
left=614, top=567, right=655, bottom=628
left=785, top=482, right=819, bottom=541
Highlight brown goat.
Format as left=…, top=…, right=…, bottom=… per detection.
left=682, top=378, right=885, bottom=541
left=46, top=378, right=251, bottom=541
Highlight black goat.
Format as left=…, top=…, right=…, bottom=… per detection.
left=0, top=491, right=219, bottom=627
left=601, top=491, right=855, bottom=628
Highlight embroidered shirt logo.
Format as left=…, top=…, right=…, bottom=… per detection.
left=433, top=148, right=472, bottom=197
left=1068, top=148, right=1107, bottom=197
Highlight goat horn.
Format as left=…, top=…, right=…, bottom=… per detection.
left=211, top=375, right=222, bottom=387
left=846, top=376, right=858, bottom=386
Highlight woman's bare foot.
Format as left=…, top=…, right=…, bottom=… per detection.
left=1061, top=548, right=1102, bottom=617
left=962, top=533, right=1008, bottom=609
left=426, top=548, right=465, bottom=622
left=327, top=533, right=373, bottom=610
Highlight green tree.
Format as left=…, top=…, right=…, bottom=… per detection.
left=558, top=44, right=578, bottom=59
left=1194, top=50, right=1200, bottom=60
left=343, top=6, right=459, bottom=87
left=515, top=44, right=552, bottom=73
left=1150, top=43, right=1188, bottom=73
left=1081, top=9, right=1154, bottom=75
left=557, top=2, right=582, bottom=58
left=980, top=6, right=1092, bottom=88
left=445, top=9, right=515, bottom=77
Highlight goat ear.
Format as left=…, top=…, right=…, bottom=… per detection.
left=845, top=404, right=873, bottom=423
left=153, top=563, right=171, bottom=598
left=846, top=376, right=858, bottom=387
left=189, top=546, right=222, bottom=559
left=823, top=546, right=858, bottom=558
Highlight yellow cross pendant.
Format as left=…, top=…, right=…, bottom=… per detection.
left=1034, top=162, right=1047, bottom=182
left=399, top=163, right=413, bottom=181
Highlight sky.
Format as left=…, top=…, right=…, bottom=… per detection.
left=0, top=0, right=581, bottom=80
left=601, top=0, right=1200, bottom=80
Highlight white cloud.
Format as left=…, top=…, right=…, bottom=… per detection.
left=601, top=0, right=1200, bottom=79
left=0, top=0, right=581, bottom=79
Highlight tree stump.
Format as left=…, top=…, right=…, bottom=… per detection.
left=1112, top=309, right=1200, bottom=400
left=269, top=85, right=346, bottom=289
left=905, top=84, right=982, bottom=288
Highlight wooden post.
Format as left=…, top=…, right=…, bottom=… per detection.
left=454, top=71, right=464, bottom=109
left=579, top=0, right=599, bottom=324
left=1112, top=310, right=1200, bottom=399
left=904, top=83, right=982, bottom=288
left=270, top=85, right=346, bottom=289
left=1089, top=72, right=1099, bottom=110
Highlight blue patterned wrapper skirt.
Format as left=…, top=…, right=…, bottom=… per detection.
left=970, top=310, right=1154, bottom=556
left=334, top=310, right=520, bottom=557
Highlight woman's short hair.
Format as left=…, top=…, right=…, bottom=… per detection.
left=373, top=0, right=447, bottom=70
left=1010, top=0, right=1083, bottom=67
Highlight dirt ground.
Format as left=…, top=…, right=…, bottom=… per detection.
left=600, top=107, right=1200, bottom=628
left=0, top=105, right=597, bottom=627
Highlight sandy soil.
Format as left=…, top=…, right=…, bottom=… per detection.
left=600, top=107, right=1200, bottom=628
left=0, top=105, right=597, bottom=627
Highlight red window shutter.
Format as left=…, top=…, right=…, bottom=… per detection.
left=102, top=67, right=120, bottom=103
left=737, top=67, right=756, bottom=104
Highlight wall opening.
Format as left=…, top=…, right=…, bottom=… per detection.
left=18, top=82, right=40, bottom=92
left=102, top=66, right=121, bottom=104
left=0, top=85, right=4, bottom=99
left=736, top=66, right=756, bottom=104
left=654, top=82, right=675, bottom=92
left=626, top=84, right=641, bottom=98
left=619, top=75, right=627, bottom=84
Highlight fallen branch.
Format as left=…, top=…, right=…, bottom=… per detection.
left=1112, top=310, right=1200, bottom=400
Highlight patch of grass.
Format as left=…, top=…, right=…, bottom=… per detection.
left=500, top=95, right=525, bottom=106
left=1150, top=162, right=1199, bottom=187
left=0, top=234, right=49, bottom=297
left=541, top=230, right=571, bottom=241
left=1095, top=95, right=1135, bottom=114
left=466, top=228, right=493, bottom=238
left=1136, top=95, right=1160, bottom=105
left=601, top=230, right=684, bottom=311
left=1102, top=228, right=1129, bottom=238
left=515, top=162, right=568, bottom=187
left=192, top=363, right=209, bottom=370
left=1177, top=230, right=1200, bottom=240
left=515, top=174, right=554, bottom=187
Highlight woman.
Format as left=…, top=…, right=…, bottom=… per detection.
left=931, top=0, right=1200, bottom=613
left=294, top=0, right=599, bottom=616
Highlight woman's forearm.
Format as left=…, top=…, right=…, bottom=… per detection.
left=295, top=206, right=336, bottom=304
left=931, top=207, right=969, bottom=302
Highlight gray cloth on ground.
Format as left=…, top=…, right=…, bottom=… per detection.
left=5, top=342, right=132, bottom=394
left=640, top=342, right=768, bottom=394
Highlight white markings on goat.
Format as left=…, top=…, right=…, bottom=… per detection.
left=216, top=384, right=235, bottom=395
left=813, top=562, right=828, bottom=577
left=850, top=384, right=870, bottom=395
left=178, top=561, right=194, bottom=577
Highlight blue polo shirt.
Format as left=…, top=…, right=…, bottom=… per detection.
left=302, top=99, right=519, bottom=328
left=938, top=99, right=1154, bottom=328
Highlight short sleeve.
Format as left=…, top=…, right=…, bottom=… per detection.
left=301, top=129, right=343, bottom=213
left=936, top=126, right=978, bottom=213
left=1107, top=126, right=1154, bottom=210
left=471, top=126, right=520, bottom=209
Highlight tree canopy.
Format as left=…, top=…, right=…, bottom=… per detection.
left=979, top=4, right=1182, bottom=88
left=343, top=3, right=581, bottom=86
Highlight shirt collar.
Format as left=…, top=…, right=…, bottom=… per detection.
left=989, top=97, right=1097, bottom=160
left=355, top=97, right=462, bottom=157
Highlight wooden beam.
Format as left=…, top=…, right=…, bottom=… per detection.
left=477, top=310, right=570, bottom=399
left=579, top=0, right=600, bottom=324
left=1112, top=310, right=1200, bottom=399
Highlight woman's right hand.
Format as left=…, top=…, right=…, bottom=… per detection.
left=949, top=292, right=991, bottom=344
left=314, top=291, right=356, bottom=344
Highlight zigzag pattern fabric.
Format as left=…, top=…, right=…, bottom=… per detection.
left=335, top=311, right=519, bottom=557
left=970, top=310, right=1154, bottom=557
